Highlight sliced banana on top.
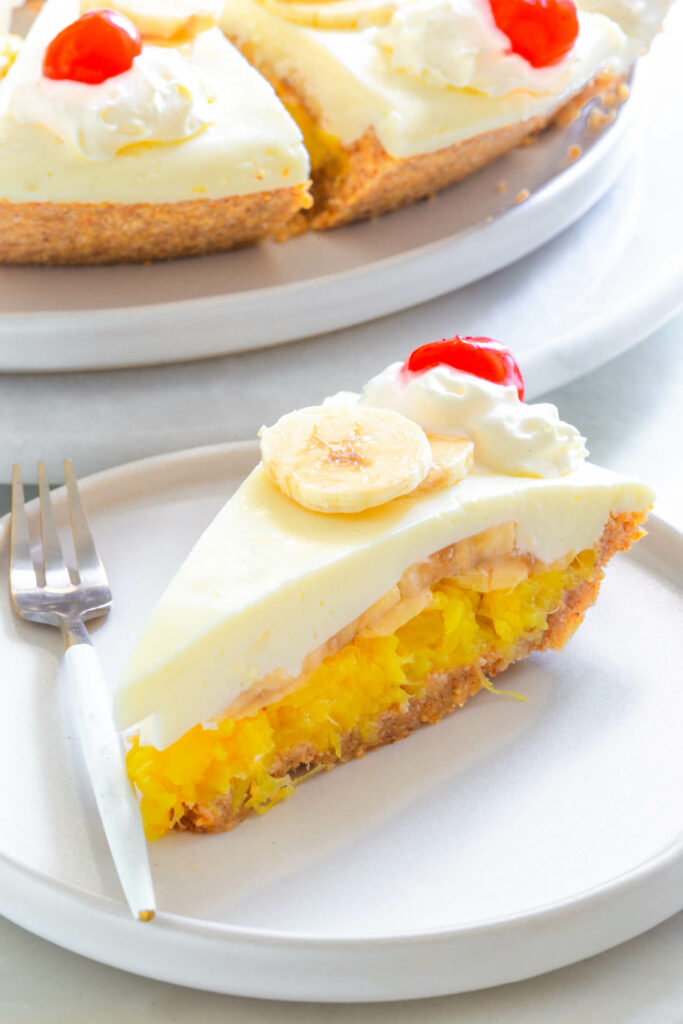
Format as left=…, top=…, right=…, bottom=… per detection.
left=418, top=435, right=474, bottom=492
left=261, top=405, right=434, bottom=514
left=256, top=0, right=397, bottom=30
left=79, top=0, right=223, bottom=40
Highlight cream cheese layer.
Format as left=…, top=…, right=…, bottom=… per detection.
left=116, top=461, right=653, bottom=749
left=219, top=0, right=647, bottom=158
left=0, top=0, right=308, bottom=202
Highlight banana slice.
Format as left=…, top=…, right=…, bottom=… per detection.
left=454, top=555, right=530, bottom=593
left=261, top=405, right=433, bottom=514
left=418, top=435, right=474, bottom=492
left=257, top=0, right=397, bottom=30
left=79, top=0, right=223, bottom=40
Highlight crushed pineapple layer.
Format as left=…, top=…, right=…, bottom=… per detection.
left=127, top=551, right=596, bottom=839
left=279, top=97, right=346, bottom=177
left=0, top=35, right=21, bottom=80
left=232, top=40, right=345, bottom=178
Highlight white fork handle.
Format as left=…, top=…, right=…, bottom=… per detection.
left=65, top=642, right=156, bottom=922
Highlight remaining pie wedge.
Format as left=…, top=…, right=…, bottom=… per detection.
left=116, top=337, right=653, bottom=840
left=0, top=0, right=310, bottom=263
left=219, top=0, right=673, bottom=229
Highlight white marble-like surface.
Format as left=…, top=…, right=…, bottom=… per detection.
left=1, top=312, right=682, bottom=1020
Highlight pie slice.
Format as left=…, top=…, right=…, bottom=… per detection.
left=219, top=0, right=673, bottom=229
left=116, top=337, right=653, bottom=839
left=0, top=0, right=311, bottom=263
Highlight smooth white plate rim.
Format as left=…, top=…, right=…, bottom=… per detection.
left=0, top=85, right=636, bottom=371
left=0, top=441, right=681, bottom=1002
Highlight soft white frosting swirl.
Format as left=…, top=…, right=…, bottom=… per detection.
left=359, top=362, right=588, bottom=478
left=8, top=44, right=214, bottom=161
left=376, top=0, right=630, bottom=97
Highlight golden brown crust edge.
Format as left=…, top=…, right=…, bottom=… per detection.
left=274, top=72, right=627, bottom=231
left=0, top=185, right=309, bottom=265
left=0, top=71, right=625, bottom=262
left=178, top=509, right=647, bottom=834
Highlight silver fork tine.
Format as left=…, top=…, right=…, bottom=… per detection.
left=9, top=464, right=36, bottom=597
left=64, top=460, right=108, bottom=586
left=37, top=462, right=71, bottom=591
left=9, top=462, right=155, bottom=922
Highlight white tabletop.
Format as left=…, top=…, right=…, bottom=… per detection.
left=1, top=309, right=682, bottom=1020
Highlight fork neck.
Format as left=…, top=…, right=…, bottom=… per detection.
left=61, top=619, right=92, bottom=649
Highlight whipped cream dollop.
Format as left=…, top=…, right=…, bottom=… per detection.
left=376, top=0, right=626, bottom=97
left=359, top=362, right=587, bottom=478
left=8, top=44, right=214, bottom=161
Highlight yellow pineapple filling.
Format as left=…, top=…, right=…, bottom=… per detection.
left=127, top=550, right=596, bottom=839
left=0, top=35, right=21, bottom=80
left=230, top=37, right=345, bottom=177
left=279, top=97, right=346, bottom=176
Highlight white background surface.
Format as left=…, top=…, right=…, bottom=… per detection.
left=1, top=311, right=682, bottom=1021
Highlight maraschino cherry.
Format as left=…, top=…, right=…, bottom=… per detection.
left=403, top=336, right=525, bottom=401
left=43, top=9, right=142, bottom=85
left=489, top=0, right=579, bottom=68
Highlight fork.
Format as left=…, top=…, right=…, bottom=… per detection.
left=10, top=461, right=156, bottom=923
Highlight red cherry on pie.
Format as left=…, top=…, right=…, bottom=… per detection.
left=43, top=9, right=142, bottom=85
left=489, top=0, right=579, bottom=68
left=403, top=336, right=525, bottom=401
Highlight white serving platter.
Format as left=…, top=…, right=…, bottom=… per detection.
left=0, top=442, right=681, bottom=1002
left=0, top=72, right=636, bottom=370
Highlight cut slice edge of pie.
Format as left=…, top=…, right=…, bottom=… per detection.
left=0, top=0, right=311, bottom=263
left=218, top=0, right=673, bottom=230
left=115, top=343, right=654, bottom=840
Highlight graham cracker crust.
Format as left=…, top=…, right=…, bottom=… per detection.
left=177, top=509, right=647, bottom=834
left=239, top=61, right=627, bottom=233
left=0, top=60, right=626, bottom=261
left=0, top=184, right=310, bottom=265
left=306, top=73, right=627, bottom=230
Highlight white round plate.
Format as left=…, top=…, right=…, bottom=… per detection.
left=0, top=443, right=682, bottom=1002
left=0, top=79, right=636, bottom=371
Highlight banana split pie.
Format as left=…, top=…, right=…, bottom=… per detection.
left=116, top=337, right=653, bottom=839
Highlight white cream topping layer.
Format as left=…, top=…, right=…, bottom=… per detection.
left=116, top=460, right=653, bottom=749
left=0, top=0, right=309, bottom=201
left=9, top=45, right=214, bottom=161
left=219, top=0, right=670, bottom=157
left=117, top=359, right=650, bottom=747
left=359, top=363, right=588, bottom=477
left=376, top=1, right=620, bottom=97
left=376, top=0, right=675, bottom=97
